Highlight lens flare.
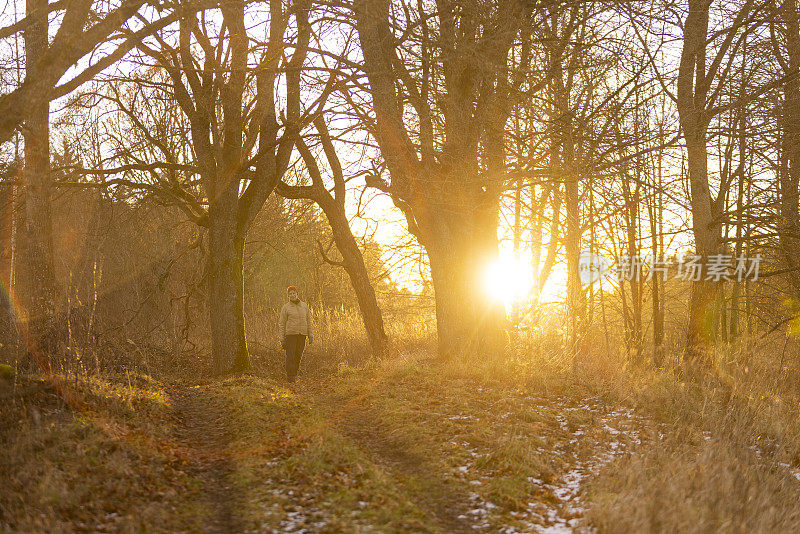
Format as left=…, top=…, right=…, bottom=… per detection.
left=484, top=254, right=533, bottom=305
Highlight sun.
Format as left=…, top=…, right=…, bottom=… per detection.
left=484, top=253, right=533, bottom=305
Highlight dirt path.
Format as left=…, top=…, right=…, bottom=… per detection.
left=169, top=385, right=243, bottom=534
left=163, top=377, right=650, bottom=533
left=310, top=387, right=475, bottom=533
left=303, top=380, right=653, bottom=534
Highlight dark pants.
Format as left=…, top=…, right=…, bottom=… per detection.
left=285, top=334, right=306, bottom=381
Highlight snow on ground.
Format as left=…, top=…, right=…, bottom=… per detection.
left=750, top=444, right=800, bottom=484
left=447, top=393, right=650, bottom=533
left=529, top=400, right=648, bottom=533
left=778, top=463, right=800, bottom=482
left=247, top=477, right=331, bottom=534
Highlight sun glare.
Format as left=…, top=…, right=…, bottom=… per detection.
left=484, top=254, right=533, bottom=305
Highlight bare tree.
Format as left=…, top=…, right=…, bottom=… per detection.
left=353, top=0, right=530, bottom=356
left=278, top=116, right=388, bottom=356
left=677, top=0, right=757, bottom=363
left=74, top=0, right=315, bottom=374
left=0, top=0, right=178, bottom=143
left=15, top=0, right=60, bottom=371
left=772, top=0, right=800, bottom=296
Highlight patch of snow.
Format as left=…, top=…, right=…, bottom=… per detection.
left=537, top=524, right=575, bottom=534
left=777, top=462, right=800, bottom=482
left=556, top=415, right=570, bottom=432
left=521, top=402, right=646, bottom=532
left=446, top=396, right=650, bottom=533
left=549, top=469, right=583, bottom=501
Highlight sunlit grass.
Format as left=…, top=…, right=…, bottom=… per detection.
left=3, top=315, right=800, bottom=532
left=0, top=373, right=203, bottom=532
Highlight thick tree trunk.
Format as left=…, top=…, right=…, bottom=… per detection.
left=778, top=0, right=800, bottom=295
left=232, top=232, right=249, bottom=372
left=689, top=145, right=721, bottom=358
left=678, top=0, right=722, bottom=364
left=353, top=0, right=520, bottom=359
left=421, top=199, right=506, bottom=358
left=205, top=0, right=252, bottom=376
left=428, top=252, right=504, bottom=357
left=207, top=181, right=250, bottom=375
left=19, top=0, right=60, bottom=371
left=685, top=137, right=721, bottom=360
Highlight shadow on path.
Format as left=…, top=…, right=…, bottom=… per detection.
left=169, top=385, right=243, bottom=534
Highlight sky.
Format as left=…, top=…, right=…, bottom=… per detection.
left=1, top=0, right=776, bottom=309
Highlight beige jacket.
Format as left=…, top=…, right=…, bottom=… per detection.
left=279, top=300, right=313, bottom=338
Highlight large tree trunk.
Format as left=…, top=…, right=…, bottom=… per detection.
left=232, top=231, right=249, bottom=372
left=420, top=193, right=506, bottom=357
left=205, top=0, right=252, bottom=375
left=777, top=0, right=800, bottom=295
left=353, top=0, right=521, bottom=359
left=677, top=0, right=722, bottom=363
left=207, top=181, right=250, bottom=375
left=19, top=0, right=60, bottom=371
left=684, top=136, right=721, bottom=359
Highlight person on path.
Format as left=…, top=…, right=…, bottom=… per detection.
left=278, top=285, right=313, bottom=382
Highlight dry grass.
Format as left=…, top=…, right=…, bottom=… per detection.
left=579, top=335, right=800, bottom=533
left=0, top=373, right=205, bottom=532
left=589, top=418, right=800, bottom=533
left=2, top=312, right=800, bottom=532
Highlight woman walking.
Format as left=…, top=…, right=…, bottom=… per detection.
left=278, top=285, right=314, bottom=382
